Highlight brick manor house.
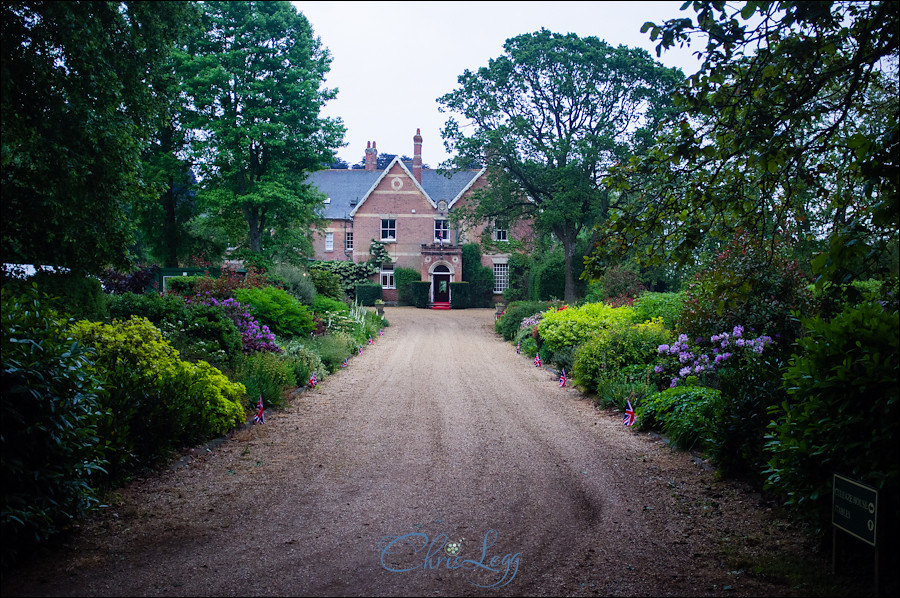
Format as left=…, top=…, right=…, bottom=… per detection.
left=308, top=129, right=533, bottom=306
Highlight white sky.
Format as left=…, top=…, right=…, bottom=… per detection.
left=291, top=1, right=705, bottom=168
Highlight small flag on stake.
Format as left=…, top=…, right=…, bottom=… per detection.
left=308, top=372, right=318, bottom=388
left=623, top=399, right=636, bottom=426
left=253, top=395, right=265, bottom=424
left=559, top=369, right=567, bottom=387
left=379, top=329, right=384, bottom=336
left=341, top=358, right=348, bottom=368
left=359, top=345, right=363, bottom=354
left=534, top=355, right=542, bottom=368
left=368, top=335, right=373, bottom=345
left=516, top=343, right=520, bottom=354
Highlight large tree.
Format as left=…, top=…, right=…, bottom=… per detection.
left=1, top=1, right=192, bottom=273
left=438, top=29, right=684, bottom=302
left=181, top=1, right=345, bottom=255
left=589, top=1, right=898, bottom=287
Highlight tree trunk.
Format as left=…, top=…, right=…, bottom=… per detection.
left=556, top=224, right=579, bottom=303
left=244, top=204, right=262, bottom=253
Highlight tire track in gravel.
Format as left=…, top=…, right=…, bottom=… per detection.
left=2, top=307, right=775, bottom=597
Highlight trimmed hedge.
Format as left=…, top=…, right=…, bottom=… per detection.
left=354, top=283, right=382, bottom=306
left=411, top=281, right=431, bottom=308
left=450, top=282, right=470, bottom=309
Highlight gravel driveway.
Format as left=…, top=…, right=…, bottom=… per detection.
left=2, top=308, right=836, bottom=597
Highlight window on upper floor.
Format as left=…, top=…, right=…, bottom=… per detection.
left=434, top=219, right=449, bottom=242
left=381, top=219, right=396, bottom=241
left=493, top=223, right=508, bottom=242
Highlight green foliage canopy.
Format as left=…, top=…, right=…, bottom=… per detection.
left=180, top=1, right=346, bottom=255
left=2, top=1, right=194, bottom=273
left=439, top=29, right=685, bottom=301
left=591, top=1, right=899, bottom=288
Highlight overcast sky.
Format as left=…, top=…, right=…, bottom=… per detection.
left=291, top=1, right=706, bottom=168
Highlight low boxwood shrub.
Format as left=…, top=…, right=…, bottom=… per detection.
left=638, top=386, right=722, bottom=452
left=2, top=288, right=107, bottom=566
left=281, top=339, right=327, bottom=385
left=765, top=300, right=899, bottom=533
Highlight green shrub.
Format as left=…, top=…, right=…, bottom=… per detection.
left=109, top=292, right=242, bottom=368
left=308, top=267, right=343, bottom=300
left=69, top=317, right=246, bottom=479
left=270, top=263, right=316, bottom=305
left=585, top=263, right=646, bottom=305
left=450, top=281, right=470, bottom=308
left=235, top=351, right=297, bottom=410
left=765, top=300, right=899, bottom=533
left=165, top=275, right=202, bottom=295
left=281, top=339, right=327, bottom=385
left=303, top=333, right=354, bottom=373
left=679, top=233, right=813, bottom=351
left=354, top=283, right=382, bottom=306
left=495, top=301, right=550, bottom=340
left=713, top=350, right=788, bottom=483
left=313, top=295, right=349, bottom=316
left=461, top=243, right=495, bottom=307
left=538, top=302, right=635, bottom=355
left=411, top=281, right=431, bottom=308
left=5, top=270, right=108, bottom=321
left=309, top=260, right=379, bottom=299
left=573, top=318, right=672, bottom=395
left=633, top=291, right=685, bottom=329
left=593, top=364, right=657, bottom=411
left=233, top=286, right=315, bottom=338
left=107, top=291, right=187, bottom=324
left=395, top=267, right=421, bottom=305
left=2, top=287, right=107, bottom=566
left=638, top=386, right=722, bottom=451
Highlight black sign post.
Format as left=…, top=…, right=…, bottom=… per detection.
left=832, top=473, right=879, bottom=595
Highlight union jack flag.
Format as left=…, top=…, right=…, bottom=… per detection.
left=623, top=399, right=636, bottom=426
left=559, top=369, right=567, bottom=387
left=253, top=395, right=265, bottom=424
left=379, top=329, right=384, bottom=336
left=341, top=358, right=348, bottom=368
left=308, top=372, right=318, bottom=388
left=534, top=355, right=542, bottom=367
left=516, top=343, right=520, bottom=354
left=359, top=345, right=363, bottom=354
left=368, top=335, right=374, bottom=345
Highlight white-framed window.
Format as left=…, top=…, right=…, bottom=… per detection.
left=381, top=218, right=396, bottom=241
left=434, top=219, right=449, bottom=242
left=493, top=225, right=508, bottom=242
left=345, top=231, right=354, bottom=251
left=380, top=263, right=395, bottom=289
left=325, top=232, right=334, bottom=252
left=493, top=262, right=509, bottom=294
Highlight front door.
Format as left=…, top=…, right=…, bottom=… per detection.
left=433, top=274, right=451, bottom=303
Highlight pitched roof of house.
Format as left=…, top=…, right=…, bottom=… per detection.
left=307, top=158, right=485, bottom=220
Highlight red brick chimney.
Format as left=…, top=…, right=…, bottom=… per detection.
left=412, top=128, right=423, bottom=184
left=365, top=141, right=377, bottom=171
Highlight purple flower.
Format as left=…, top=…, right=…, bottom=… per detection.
left=658, top=344, right=670, bottom=354
left=654, top=364, right=665, bottom=373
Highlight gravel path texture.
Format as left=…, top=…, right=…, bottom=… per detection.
left=2, top=307, right=842, bottom=597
